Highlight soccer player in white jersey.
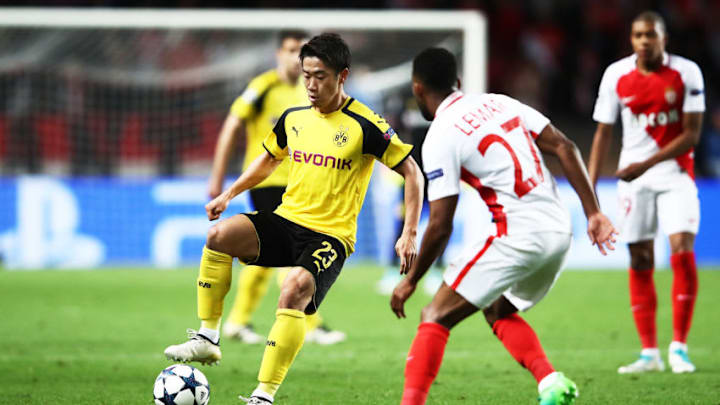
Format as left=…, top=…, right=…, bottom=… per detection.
left=391, top=48, right=617, bottom=405
left=588, top=11, right=705, bottom=374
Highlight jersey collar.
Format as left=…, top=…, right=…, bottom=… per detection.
left=435, top=91, right=464, bottom=117
left=312, top=95, right=353, bottom=117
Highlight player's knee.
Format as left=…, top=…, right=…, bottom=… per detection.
left=669, top=233, right=695, bottom=254
left=629, top=242, right=654, bottom=270
left=630, top=251, right=654, bottom=270
left=277, top=268, right=315, bottom=310
left=206, top=223, right=226, bottom=252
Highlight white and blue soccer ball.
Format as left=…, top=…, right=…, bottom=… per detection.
left=153, top=364, right=210, bottom=405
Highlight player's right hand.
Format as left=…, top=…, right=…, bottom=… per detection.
left=205, top=193, right=230, bottom=221
left=390, top=277, right=417, bottom=319
left=587, top=212, right=618, bottom=255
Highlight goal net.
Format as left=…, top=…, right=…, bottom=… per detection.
left=0, top=8, right=487, bottom=268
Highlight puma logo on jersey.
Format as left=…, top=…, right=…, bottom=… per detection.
left=198, top=281, right=212, bottom=288
left=630, top=109, right=679, bottom=128
left=292, top=126, right=302, bottom=137
left=289, top=148, right=352, bottom=170
left=620, top=95, right=636, bottom=105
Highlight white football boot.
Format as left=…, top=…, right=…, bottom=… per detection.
left=222, top=322, right=264, bottom=344
left=164, top=329, right=221, bottom=365
left=305, top=325, right=347, bottom=345
left=239, top=389, right=274, bottom=404
left=618, top=348, right=665, bottom=374
left=668, top=341, right=696, bottom=373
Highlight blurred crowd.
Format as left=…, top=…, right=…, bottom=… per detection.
left=1, top=0, right=719, bottom=177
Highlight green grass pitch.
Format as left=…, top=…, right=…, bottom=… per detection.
left=2, top=265, right=719, bottom=404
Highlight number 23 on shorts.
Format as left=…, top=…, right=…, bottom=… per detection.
left=312, top=241, right=338, bottom=273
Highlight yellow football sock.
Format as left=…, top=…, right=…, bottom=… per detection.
left=257, top=308, right=306, bottom=390
left=227, top=265, right=273, bottom=326
left=275, top=268, right=324, bottom=332
left=197, top=246, right=233, bottom=330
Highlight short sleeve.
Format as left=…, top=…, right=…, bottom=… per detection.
left=362, top=117, right=413, bottom=168
left=262, top=110, right=290, bottom=160
left=516, top=101, right=550, bottom=138
left=682, top=61, right=705, bottom=113
left=343, top=102, right=413, bottom=169
left=377, top=133, right=413, bottom=169
left=592, top=66, right=620, bottom=124
left=422, top=126, right=461, bottom=201
left=229, top=73, right=274, bottom=120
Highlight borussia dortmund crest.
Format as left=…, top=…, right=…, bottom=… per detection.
left=334, top=125, right=350, bottom=147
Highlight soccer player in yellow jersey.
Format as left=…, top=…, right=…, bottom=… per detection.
left=208, top=30, right=345, bottom=345
left=164, top=33, right=424, bottom=404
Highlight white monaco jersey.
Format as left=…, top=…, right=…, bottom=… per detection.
left=423, top=91, right=571, bottom=237
left=593, top=52, right=705, bottom=181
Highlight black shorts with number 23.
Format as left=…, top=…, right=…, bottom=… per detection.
left=244, top=211, right=346, bottom=314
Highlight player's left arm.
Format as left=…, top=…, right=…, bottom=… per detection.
left=391, top=195, right=457, bottom=319
left=616, top=112, right=703, bottom=181
left=392, top=156, right=424, bottom=274
left=536, top=123, right=618, bottom=255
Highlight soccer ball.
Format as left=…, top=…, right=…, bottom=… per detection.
left=153, top=364, right=210, bottom=405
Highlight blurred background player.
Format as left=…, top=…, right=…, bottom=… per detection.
left=588, top=11, right=705, bottom=374
left=391, top=47, right=617, bottom=405
left=208, top=30, right=345, bottom=345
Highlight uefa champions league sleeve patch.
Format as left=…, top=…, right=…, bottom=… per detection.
left=426, top=168, right=444, bottom=180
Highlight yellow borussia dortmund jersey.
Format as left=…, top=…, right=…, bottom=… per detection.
left=229, top=69, right=307, bottom=188
left=263, top=97, right=413, bottom=254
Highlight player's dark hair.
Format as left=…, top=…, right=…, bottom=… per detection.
left=277, top=30, right=308, bottom=47
left=633, top=10, right=667, bottom=35
left=300, top=33, right=351, bottom=74
left=412, top=47, right=457, bottom=93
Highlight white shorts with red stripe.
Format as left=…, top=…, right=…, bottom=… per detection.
left=617, top=173, right=700, bottom=244
left=443, top=232, right=571, bottom=311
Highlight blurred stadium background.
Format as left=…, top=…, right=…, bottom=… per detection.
left=1, top=1, right=719, bottom=271
left=2, top=2, right=720, bottom=405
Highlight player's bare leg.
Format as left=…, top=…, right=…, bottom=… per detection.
left=619, top=240, right=665, bottom=373
left=165, top=214, right=260, bottom=365
left=240, top=266, right=315, bottom=404
left=484, top=296, right=577, bottom=405
left=667, top=232, right=697, bottom=373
